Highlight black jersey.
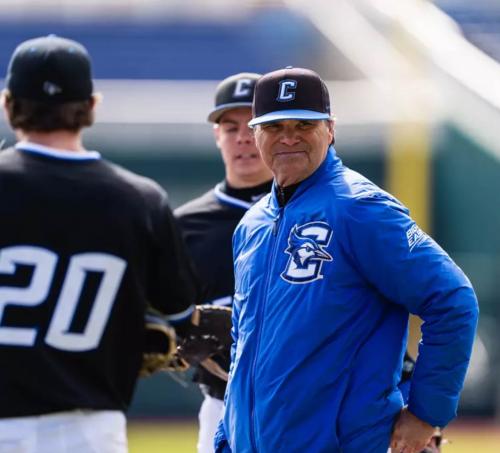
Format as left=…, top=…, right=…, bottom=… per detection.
left=175, top=180, right=272, bottom=399
left=0, top=145, right=197, bottom=418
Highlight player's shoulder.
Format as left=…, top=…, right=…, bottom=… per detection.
left=101, top=159, right=168, bottom=203
left=333, top=166, right=408, bottom=217
left=174, top=188, right=218, bottom=218
left=175, top=185, right=248, bottom=223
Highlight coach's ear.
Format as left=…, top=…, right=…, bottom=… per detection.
left=213, top=123, right=222, bottom=149
left=327, top=117, right=336, bottom=145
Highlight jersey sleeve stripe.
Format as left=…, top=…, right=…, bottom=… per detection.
left=166, top=304, right=195, bottom=323
left=207, top=296, right=233, bottom=306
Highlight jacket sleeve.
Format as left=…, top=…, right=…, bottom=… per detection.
left=230, top=222, right=248, bottom=369
left=342, top=193, right=479, bottom=427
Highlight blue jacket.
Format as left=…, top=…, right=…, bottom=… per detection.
left=216, top=147, right=478, bottom=453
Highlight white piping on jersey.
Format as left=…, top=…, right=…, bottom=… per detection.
left=214, top=183, right=252, bottom=210
left=208, top=295, right=233, bottom=306
left=15, top=141, right=101, bottom=161
left=167, top=304, right=195, bottom=323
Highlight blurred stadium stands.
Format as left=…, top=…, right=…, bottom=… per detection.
left=0, top=0, right=499, bottom=422
left=0, top=18, right=339, bottom=80
left=437, top=0, right=500, bottom=62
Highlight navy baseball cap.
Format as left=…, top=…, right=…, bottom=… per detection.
left=207, top=72, right=261, bottom=123
left=249, top=67, right=331, bottom=127
left=5, top=35, right=93, bottom=103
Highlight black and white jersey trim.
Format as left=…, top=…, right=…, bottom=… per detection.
left=207, top=295, right=233, bottom=306
left=167, top=304, right=196, bottom=323
left=214, top=183, right=253, bottom=210
left=15, top=141, right=101, bottom=161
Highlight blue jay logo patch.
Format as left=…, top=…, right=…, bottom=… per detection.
left=281, top=221, right=333, bottom=284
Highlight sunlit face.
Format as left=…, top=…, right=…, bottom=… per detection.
left=254, top=119, right=334, bottom=187
left=214, top=107, right=272, bottom=188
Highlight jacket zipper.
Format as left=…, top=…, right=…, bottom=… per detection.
left=249, top=207, right=283, bottom=452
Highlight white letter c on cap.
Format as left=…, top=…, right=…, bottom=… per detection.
left=277, top=79, right=297, bottom=102
left=234, top=79, right=252, bottom=97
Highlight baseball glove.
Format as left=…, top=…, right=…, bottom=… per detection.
left=140, top=308, right=188, bottom=377
left=176, top=304, right=232, bottom=381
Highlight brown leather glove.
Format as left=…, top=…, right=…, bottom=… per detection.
left=140, top=308, right=180, bottom=377
left=176, top=305, right=232, bottom=380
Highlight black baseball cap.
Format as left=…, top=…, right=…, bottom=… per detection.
left=5, top=35, right=93, bottom=103
left=249, top=67, right=331, bottom=127
left=207, top=72, right=261, bottom=123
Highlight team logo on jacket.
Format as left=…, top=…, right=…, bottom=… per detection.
left=281, top=221, right=333, bottom=284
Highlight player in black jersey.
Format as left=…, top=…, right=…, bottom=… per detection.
left=0, top=35, right=199, bottom=452
left=175, top=73, right=273, bottom=453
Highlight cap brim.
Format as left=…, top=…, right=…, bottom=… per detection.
left=248, top=109, right=330, bottom=127
left=207, top=102, right=253, bottom=123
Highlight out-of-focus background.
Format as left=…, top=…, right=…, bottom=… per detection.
left=1, top=0, right=499, bottom=451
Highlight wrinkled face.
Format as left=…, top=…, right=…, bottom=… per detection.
left=254, top=119, right=334, bottom=187
left=214, top=107, right=272, bottom=187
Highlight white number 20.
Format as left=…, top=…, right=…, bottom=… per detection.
left=0, top=246, right=127, bottom=351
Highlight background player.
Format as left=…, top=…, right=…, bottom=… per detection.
left=0, top=35, right=199, bottom=452
left=175, top=72, right=273, bottom=453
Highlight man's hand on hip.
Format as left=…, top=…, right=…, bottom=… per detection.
left=390, top=407, right=436, bottom=453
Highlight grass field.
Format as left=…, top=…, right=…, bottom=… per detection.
left=128, top=419, right=500, bottom=453
left=129, top=421, right=198, bottom=452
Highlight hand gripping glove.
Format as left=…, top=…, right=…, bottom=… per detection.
left=176, top=304, right=232, bottom=381
left=140, top=308, right=187, bottom=377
